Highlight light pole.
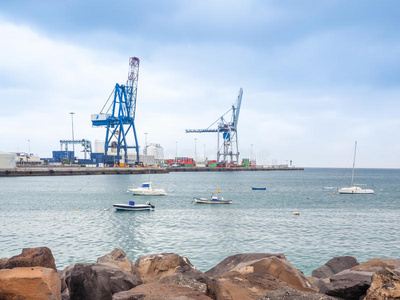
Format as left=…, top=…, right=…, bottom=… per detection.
left=70, top=112, right=75, bottom=163
left=144, top=133, right=148, bottom=154
left=194, top=138, right=197, bottom=160
left=28, top=139, right=30, bottom=157
left=251, top=144, right=253, bottom=162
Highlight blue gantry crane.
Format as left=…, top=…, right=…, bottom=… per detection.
left=91, top=57, right=140, bottom=165
left=186, top=88, right=243, bottom=165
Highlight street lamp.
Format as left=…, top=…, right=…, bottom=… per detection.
left=251, top=144, right=253, bottom=161
left=194, top=138, right=197, bottom=160
left=70, top=112, right=75, bottom=163
left=144, top=133, right=148, bottom=154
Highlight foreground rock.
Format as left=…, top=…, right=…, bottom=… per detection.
left=112, top=283, right=212, bottom=300
left=135, top=253, right=210, bottom=293
left=64, top=263, right=142, bottom=300
left=0, top=247, right=57, bottom=270
left=319, top=269, right=372, bottom=299
left=365, top=268, right=400, bottom=300
left=318, top=258, right=400, bottom=299
left=312, top=256, right=359, bottom=279
left=98, top=248, right=138, bottom=275
left=351, top=258, right=400, bottom=273
left=205, top=253, right=316, bottom=300
left=0, top=267, right=61, bottom=300
left=205, top=253, right=287, bottom=278
left=258, top=287, right=339, bottom=300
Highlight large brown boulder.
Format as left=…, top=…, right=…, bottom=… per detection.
left=257, top=287, right=340, bottom=300
left=312, top=256, right=359, bottom=279
left=112, top=283, right=212, bottom=300
left=208, top=273, right=291, bottom=300
left=1, top=247, right=57, bottom=270
left=97, top=248, right=138, bottom=275
left=135, top=253, right=210, bottom=293
left=205, top=254, right=316, bottom=300
left=207, top=254, right=315, bottom=291
left=365, top=268, right=400, bottom=300
left=205, top=253, right=286, bottom=278
left=0, top=267, right=61, bottom=300
left=351, top=258, right=400, bottom=273
left=64, top=263, right=142, bottom=300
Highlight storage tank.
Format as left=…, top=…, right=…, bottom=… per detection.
left=94, top=140, right=105, bottom=153
left=146, top=143, right=164, bottom=160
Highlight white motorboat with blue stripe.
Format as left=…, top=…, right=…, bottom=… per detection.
left=113, top=201, right=155, bottom=211
left=127, top=182, right=167, bottom=196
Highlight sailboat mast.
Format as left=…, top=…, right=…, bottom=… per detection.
left=351, top=141, right=357, bottom=187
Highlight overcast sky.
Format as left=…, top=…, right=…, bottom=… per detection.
left=0, top=0, right=399, bottom=168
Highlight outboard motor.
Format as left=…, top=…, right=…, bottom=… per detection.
left=146, top=201, right=155, bottom=209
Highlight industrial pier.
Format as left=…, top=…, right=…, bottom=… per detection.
left=0, top=166, right=303, bottom=177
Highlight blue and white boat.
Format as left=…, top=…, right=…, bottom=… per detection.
left=127, top=182, right=167, bottom=196
left=113, top=201, right=155, bottom=211
left=252, top=187, right=266, bottom=190
left=194, top=194, right=232, bottom=204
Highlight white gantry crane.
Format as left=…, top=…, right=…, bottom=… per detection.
left=186, top=88, right=243, bottom=165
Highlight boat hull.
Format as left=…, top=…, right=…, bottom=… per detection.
left=127, top=189, right=167, bottom=196
left=252, top=187, right=266, bottom=190
left=194, top=197, right=232, bottom=204
left=113, top=204, right=154, bottom=211
left=338, top=187, right=374, bottom=194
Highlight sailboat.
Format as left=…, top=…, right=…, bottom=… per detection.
left=338, top=141, right=374, bottom=194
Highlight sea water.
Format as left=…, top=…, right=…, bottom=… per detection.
left=0, top=168, right=399, bottom=275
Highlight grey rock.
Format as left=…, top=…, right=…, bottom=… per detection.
left=65, top=263, right=142, bottom=300
left=158, top=272, right=208, bottom=293
left=312, top=256, right=359, bottom=279
left=112, top=283, right=212, bottom=300
left=319, top=270, right=372, bottom=299
left=258, top=287, right=341, bottom=300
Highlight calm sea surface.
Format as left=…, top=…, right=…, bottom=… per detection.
left=1, top=168, right=399, bottom=275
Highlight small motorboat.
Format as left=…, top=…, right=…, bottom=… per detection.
left=252, top=187, right=266, bottom=190
left=113, top=201, right=155, bottom=211
left=194, top=194, right=232, bottom=204
left=127, top=182, right=167, bottom=196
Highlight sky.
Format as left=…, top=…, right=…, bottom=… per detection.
left=0, top=0, right=399, bottom=168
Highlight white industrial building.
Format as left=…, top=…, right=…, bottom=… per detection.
left=0, top=152, right=16, bottom=169
left=94, top=140, right=163, bottom=166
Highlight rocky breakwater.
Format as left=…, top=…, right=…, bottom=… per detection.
left=0, top=248, right=399, bottom=300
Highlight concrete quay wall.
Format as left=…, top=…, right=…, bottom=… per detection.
left=167, top=166, right=304, bottom=172
left=0, top=166, right=303, bottom=177
left=0, top=166, right=169, bottom=177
